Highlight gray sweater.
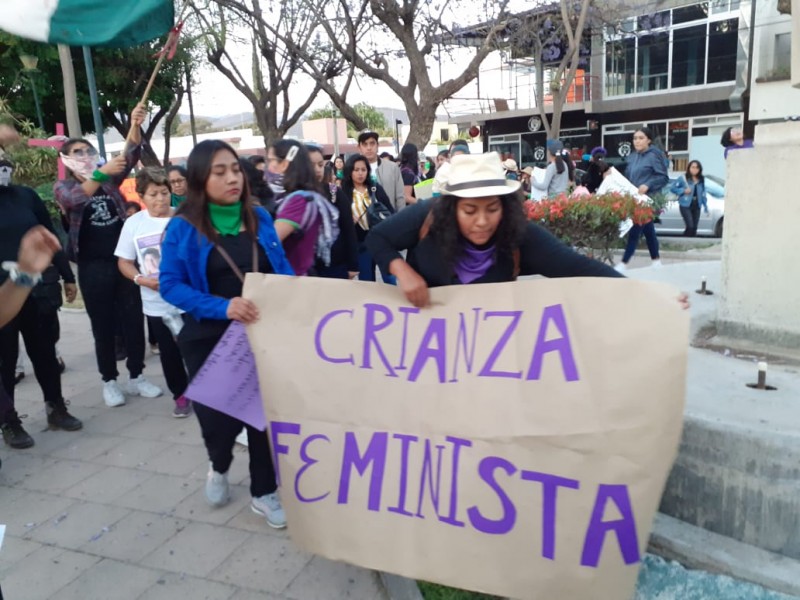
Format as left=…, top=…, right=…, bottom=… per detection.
left=532, top=162, right=570, bottom=196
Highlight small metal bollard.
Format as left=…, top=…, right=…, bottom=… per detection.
left=695, top=276, right=713, bottom=295
left=747, top=361, right=777, bottom=391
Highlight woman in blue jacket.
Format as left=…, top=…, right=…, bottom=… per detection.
left=160, top=140, right=294, bottom=529
left=670, top=160, right=708, bottom=237
left=616, top=127, right=669, bottom=271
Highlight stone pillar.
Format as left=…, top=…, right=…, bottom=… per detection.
left=717, top=121, right=800, bottom=347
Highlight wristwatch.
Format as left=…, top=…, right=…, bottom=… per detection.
left=2, top=261, right=42, bottom=288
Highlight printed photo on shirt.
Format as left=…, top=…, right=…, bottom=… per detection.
left=135, top=233, right=163, bottom=275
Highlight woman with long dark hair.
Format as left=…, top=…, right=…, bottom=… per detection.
left=266, top=140, right=338, bottom=276
left=341, top=154, right=394, bottom=282
left=399, top=143, right=420, bottom=206
left=616, top=127, right=669, bottom=271
left=159, top=140, right=294, bottom=528
left=720, top=126, right=753, bottom=158
left=670, top=160, right=708, bottom=237
left=366, top=153, right=623, bottom=307
left=531, top=140, right=573, bottom=197
left=307, top=145, right=358, bottom=280
left=55, top=103, right=162, bottom=409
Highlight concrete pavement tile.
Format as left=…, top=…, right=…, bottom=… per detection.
left=225, top=504, right=290, bottom=538
left=0, top=536, right=42, bottom=578
left=228, top=591, right=285, bottom=600
left=0, top=545, right=100, bottom=600
left=135, top=573, right=237, bottom=600
left=0, top=453, right=53, bottom=486
left=62, top=465, right=154, bottom=504
left=141, top=522, right=251, bottom=578
left=144, top=444, right=209, bottom=477
left=55, top=558, right=164, bottom=600
left=156, top=418, right=205, bottom=447
left=209, top=533, right=313, bottom=594
left=62, top=377, right=108, bottom=405
left=114, top=473, right=197, bottom=514
left=172, top=485, right=251, bottom=525
left=17, top=458, right=106, bottom=494
left=56, top=432, right=122, bottom=461
left=15, top=427, right=77, bottom=457
left=1, top=488, right=77, bottom=537
left=283, top=556, right=387, bottom=600
left=82, top=409, right=147, bottom=435
left=80, top=511, right=189, bottom=562
left=119, top=415, right=186, bottom=442
left=93, top=437, right=172, bottom=469
left=27, top=501, right=130, bottom=550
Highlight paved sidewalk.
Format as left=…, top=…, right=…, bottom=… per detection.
left=0, top=310, right=387, bottom=600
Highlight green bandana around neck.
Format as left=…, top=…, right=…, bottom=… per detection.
left=208, top=201, right=243, bottom=236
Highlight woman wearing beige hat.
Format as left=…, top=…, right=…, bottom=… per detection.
left=365, top=152, right=626, bottom=308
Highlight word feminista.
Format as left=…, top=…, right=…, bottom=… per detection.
left=271, top=425, right=642, bottom=568
left=314, top=302, right=580, bottom=383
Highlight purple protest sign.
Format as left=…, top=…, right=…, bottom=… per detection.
left=184, top=321, right=266, bottom=430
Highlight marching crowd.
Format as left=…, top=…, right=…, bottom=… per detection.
left=0, top=105, right=693, bottom=529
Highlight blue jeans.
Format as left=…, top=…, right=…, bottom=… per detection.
left=357, top=248, right=396, bottom=284
left=622, top=221, right=660, bottom=263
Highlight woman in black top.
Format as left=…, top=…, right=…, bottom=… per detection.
left=366, top=152, right=624, bottom=308
left=341, top=154, right=395, bottom=283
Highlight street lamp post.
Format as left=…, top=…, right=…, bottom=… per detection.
left=395, top=119, right=402, bottom=154
left=19, top=55, right=45, bottom=131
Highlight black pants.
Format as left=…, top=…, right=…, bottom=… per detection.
left=680, top=200, right=701, bottom=237
left=0, top=297, right=64, bottom=424
left=179, top=324, right=277, bottom=497
left=146, top=316, right=188, bottom=399
left=78, top=259, right=145, bottom=382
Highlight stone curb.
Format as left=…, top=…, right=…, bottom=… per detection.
left=649, top=513, right=800, bottom=597
left=379, top=572, right=424, bottom=600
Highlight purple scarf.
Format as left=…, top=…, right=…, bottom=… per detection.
left=454, top=243, right=496, bottom=284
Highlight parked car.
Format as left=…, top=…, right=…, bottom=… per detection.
left=655, top=173, right=725, bottom=237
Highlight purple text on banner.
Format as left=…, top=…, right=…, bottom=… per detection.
left=184, top=321, right=266, bottom=430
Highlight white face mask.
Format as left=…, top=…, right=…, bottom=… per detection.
left=0, top=164, right=13, bottom=186
left=60, top=153, right=100, bottom=179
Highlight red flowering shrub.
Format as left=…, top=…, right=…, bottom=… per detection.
left=524, top=192, right=654, bottom=264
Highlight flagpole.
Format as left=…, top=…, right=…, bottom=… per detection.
left=82, top=47, right=106, bottom=159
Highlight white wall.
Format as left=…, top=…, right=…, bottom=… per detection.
left=749, top=0, right=800, bottom=121
left=717, top=121, right=800, bottom=346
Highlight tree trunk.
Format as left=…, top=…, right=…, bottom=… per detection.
left=140, top=144, right=162, bottom=167
left=404, top=104, right=437, bottom=149
left=58, top=44, right=82, bottom=137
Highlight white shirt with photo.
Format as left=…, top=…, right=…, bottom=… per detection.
left=114, top=210, right=178, bottom=318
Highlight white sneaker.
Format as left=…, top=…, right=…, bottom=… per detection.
left=126, top=375, right=163, bottom=398
left=206, top=465, right=230, bottom=507
left=103, top=380, right=126, bottom=407
left=251, top=492, right=287, bottom=529
left=614, top=262, right=627, bottom=273
left=651, top=259, right=663, bottom=268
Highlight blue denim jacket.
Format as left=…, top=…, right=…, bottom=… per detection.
left=670, top=176, right=708, bottom=211
left=159, top=207, right=294, bottom=321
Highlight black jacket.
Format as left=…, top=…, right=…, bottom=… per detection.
left=366, top=200, right=622, bottom=287
left=314, top=185, right=359, bottom=273
left=341, top=182, right=394, bottom=243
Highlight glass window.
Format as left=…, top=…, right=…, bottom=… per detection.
left=673, top=3, right=709, bottom=24
left=605, top=38, right=636, bottom=96
left=668, top=121, right=690, bottom=152
left=638, top=11, right=671, bottom=31
left=775, top=32, right=792, bottom=76
left=707, top=19, right=738, bottom=83
left=672, top=25, right=707, bottom=87
left=711, top=0, right=730, bottom=14
left=637, top=33, right=669, bottom=92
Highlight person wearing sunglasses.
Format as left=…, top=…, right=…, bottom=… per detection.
left=55, top=103, right=163, bottom=409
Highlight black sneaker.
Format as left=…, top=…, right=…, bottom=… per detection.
left=46, top=402, right=83, bottom=432
left=14, top=371, right=24, bottom=385
left=1, top=421, right=35, bottom=449
left=57, top=357, right=66, bottom=374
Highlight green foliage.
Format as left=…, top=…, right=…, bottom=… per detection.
left=0, top=97, right=58, bottom=190
left=307, top=102, right=391, bottom=137
left=418, top=582, right=500, bottom=600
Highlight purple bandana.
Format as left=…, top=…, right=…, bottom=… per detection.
left=454, top=243, right=496, bottom=284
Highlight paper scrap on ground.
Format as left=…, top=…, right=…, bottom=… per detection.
left=184, top=321, right=266, bottom=430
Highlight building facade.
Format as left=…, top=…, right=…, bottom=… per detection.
left=450, top=0, right=755, bottom=179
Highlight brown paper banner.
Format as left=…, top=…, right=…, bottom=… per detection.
left=244, top=275, right=688, bottom=600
